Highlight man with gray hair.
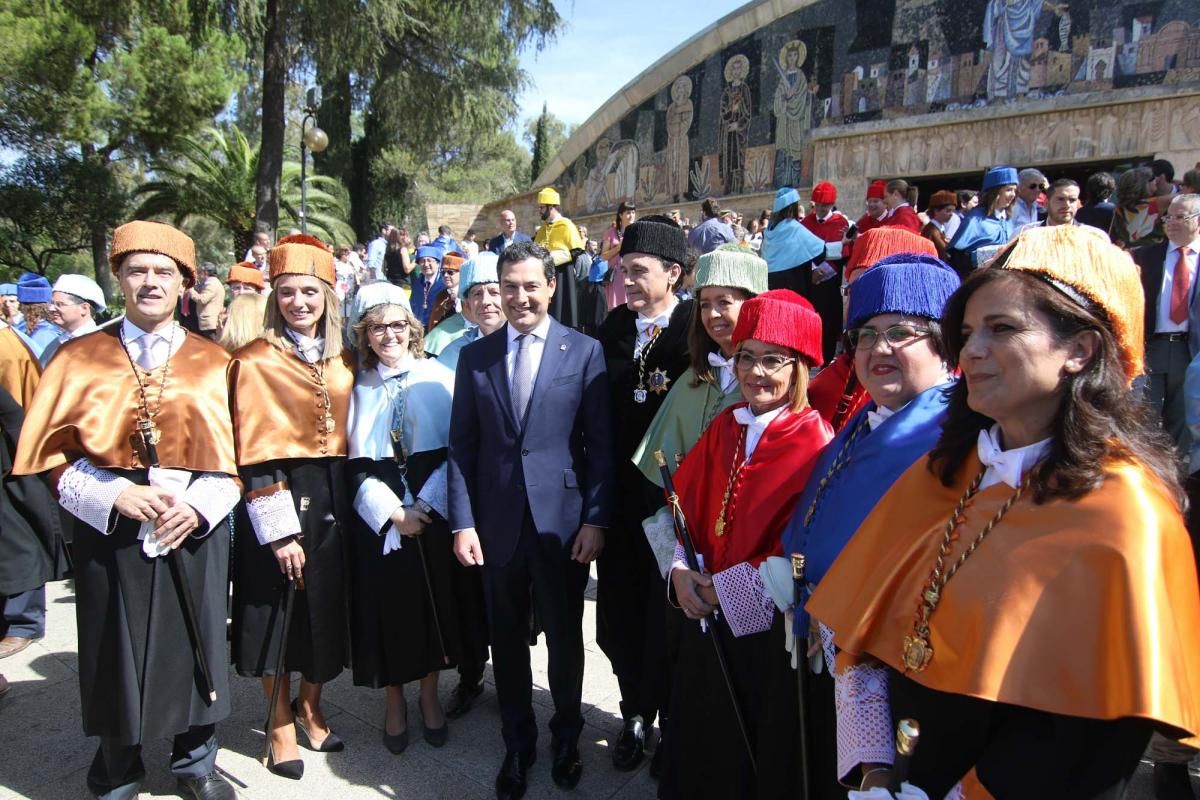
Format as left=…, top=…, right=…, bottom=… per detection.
left=1011, top=167, right=1048, bottom=228
left=40, top=274, right=107, bottom=364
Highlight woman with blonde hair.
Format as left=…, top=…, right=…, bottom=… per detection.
left=217, top=293, right=268, bottom=354
left=345, top=282, right=487, bottom=754
left=229, top=234, right=356, bottom=779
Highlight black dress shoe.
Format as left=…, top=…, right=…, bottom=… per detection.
left=423, top=721, right=448, bottom=748
left=494, top=749, right=535, bottom=800
left=382, top=727, right=409, bottom=754
left=551, top=738, right=583, bottom=789
left=177, top=770, right=236, bottom=799
left=266, top=745, right=304, bottom=780
left=611, top=715, right=645, bottom=771
left=445, top=681, right=484, bottom=719
left=292, top=699, right=345, bottom=752
left=648, top=738, right=664, bottom=780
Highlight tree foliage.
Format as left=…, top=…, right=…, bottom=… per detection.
left=0, top=0, right=246, bottom=300
left=0, top=155, right=126, bottom=278
left=525, top=105, right=571, bottom=187
left=530, top=102, right=549, bottom=187
left=134, top=127, right=355, bottom=255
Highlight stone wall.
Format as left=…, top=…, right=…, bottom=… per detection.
left=527, top=0, right=1200, bottom=222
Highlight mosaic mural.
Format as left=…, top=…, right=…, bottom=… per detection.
left=554, top=0, right=1200, bottom=216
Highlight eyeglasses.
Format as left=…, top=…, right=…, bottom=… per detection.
left=367, top=322, right=410, bottom=337
left=733, top=351, right=797, bottom=374
left=846, top=323, right=931, bottom=350
left=51, top=299, right=85, bottom=310
left=1163, top=212, right=1200, bottom=223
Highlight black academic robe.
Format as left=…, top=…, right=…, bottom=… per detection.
left=0, top=386, right=67, bottom=596
left=74, top=470, right=232, bottom=745
left=347, top=448, right=488, bottom=687
left=594, top=299, right=693, bottom=718
left=231, top=458, right=350, bottom=684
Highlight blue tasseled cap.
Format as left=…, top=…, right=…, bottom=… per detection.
left=846, top=254, right=961, bottom=330
left=981, top=166, right=1019, bottom=191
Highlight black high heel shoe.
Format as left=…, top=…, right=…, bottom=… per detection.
left=420, top=697, right=448, bottom=748
left=383, top=700, right=409, bottom=754
left=266, top=742, right=304, bottom=780
left=291, top=699, right=345, bottom=753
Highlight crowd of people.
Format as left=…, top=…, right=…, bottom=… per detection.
left=1, top=156, right=1200, bottom=800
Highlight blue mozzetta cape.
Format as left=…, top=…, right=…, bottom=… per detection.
left=780, top=381, right=953, bottom=634
left=761, top=218, right=826, bottom=273
left=946, top=206, right=1012, bottom=256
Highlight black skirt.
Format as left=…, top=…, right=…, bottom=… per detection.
left=347, top=449, right=488, bottom=687
left=658, top=611, right=836, bottom=799
left=232, top=457, right=350, bottom=684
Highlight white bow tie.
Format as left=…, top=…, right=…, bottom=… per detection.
left=708, top=352, right=738, bottom=392
left=707, top=352, right=734, bottom=370
left=636, top=314, right=670, bottom=335
left=976, top=427, right=1048, bottom=489
left=866, top=408, right=892, bottom=431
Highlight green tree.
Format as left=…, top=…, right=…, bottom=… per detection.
left=0, top=0, right=245, bottom=301
left=524, top=105, right=571, bottom=186
left=133, top=127, right=356, bottom=255
left=0, top=155, right=126, bottom=278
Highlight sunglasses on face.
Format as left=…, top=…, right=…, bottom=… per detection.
left=846, top=323, right=931, bottom=350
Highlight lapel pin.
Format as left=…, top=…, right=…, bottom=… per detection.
left=560, top=344, right=568, bottom=350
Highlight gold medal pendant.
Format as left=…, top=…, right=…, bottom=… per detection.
left=322, top=414, right=336, bottom=434
left=138, top=419, right=161, bottom=446
left=648, top=368, right=671, bottom=395
left=714, top=515, right=726, bottom=537
left=633, top=388, right=648, bottom=403
left=902, top=634, right=933, bottom=672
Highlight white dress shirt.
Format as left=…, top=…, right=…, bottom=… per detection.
left=1011, top=196, right=1041, bottom=229
left=1155, top=237, right=1200, bottom=334
left=976, top=425, right=1051, bottom=491
left=285, top=328, right=325, bottom=363
left=634, top=297, right=679, bottom=358
left=505, top=315, right=553, bottom=389
left=122, top=318, right=184, bottom=369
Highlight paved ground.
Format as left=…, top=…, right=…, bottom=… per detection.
left=0, top=576, right=658, bottom=800
left=0, top=579, right=1194, bottom=799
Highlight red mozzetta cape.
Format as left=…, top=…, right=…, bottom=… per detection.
left=801, top=211, right=850, bottom=244
left=673, top=403, right=831, bottom=574
left=883, top=204, right=923, bottom=233
left=808, top=352, right=870, bottom=431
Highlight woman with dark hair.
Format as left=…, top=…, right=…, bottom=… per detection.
left=882, top=179, right=922, bottom=233
left=229, top=234, right=356, bottom=779
left=345, top=283, right=487, bottom=755
left=809, top=226, right=1200, bottom=798
left=762, top=187, right=827, bottom=296
left=657, top=289, right=832, bottom=799
left=383, top=227, right=413, bottom=285
left=945, top=166, right=1018, bottom=276
left=772, top=254, right=960, bottom=793
left=955, top=189, right=978, bottom=216
left=600, top=201, right=636, bottom=311
left=1110, top=165, right=1165, bottom=249
left=1075, top=171, right=1117, bottom=234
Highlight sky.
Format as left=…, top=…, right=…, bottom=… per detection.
left=515, top=0, right=737, bottom=134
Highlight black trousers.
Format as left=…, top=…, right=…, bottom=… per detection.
left=482, top=513, right=589, bottom=755
left=87, top=724, right=216, bottom=799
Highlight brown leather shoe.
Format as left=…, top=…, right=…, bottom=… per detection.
left=0, top=636, right=32, bottom=659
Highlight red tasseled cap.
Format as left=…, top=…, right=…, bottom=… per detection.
left=812, top=181, right=837, bottom=204
left=732, top=289, right=823, bottom=367
left=866, top=180, right=888, bottom=199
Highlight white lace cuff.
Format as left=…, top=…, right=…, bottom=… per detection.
left=642, top=506, right=678, bottom=579
left=57, top=458, right=134, bottom=534
left=182, top=472, right=240, bottom=539
left=711, top=562, right=776, bottom=638
left=828, top=623, right=895, bottom=780
left=416, top=462, right=448, bottom=519
left=354, top=477, right=402, bottom=535
left=245, top=485, right=302, bottom=545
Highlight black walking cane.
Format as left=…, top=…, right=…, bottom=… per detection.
left=262, top=574, right=300, bottom=764
left=654, top=450, right=757, bottom=775
left=791, top=553, right=812, bottom=798
left=391, top=433, right=450, bottom=665
left=140, top=421, right=217, bottom=705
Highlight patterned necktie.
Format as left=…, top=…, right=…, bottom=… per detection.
left=511, top=333, right=533, bottom=422
left=1170, top=246, right=1192, bottom=325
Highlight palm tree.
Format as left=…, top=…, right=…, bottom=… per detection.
left=133, top=127, right=355, bottom=257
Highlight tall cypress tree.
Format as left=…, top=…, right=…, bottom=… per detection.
left=530, top=102, right=549, bottom=187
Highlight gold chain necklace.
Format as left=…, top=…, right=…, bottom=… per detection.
left=633, top=324, right=668, bottom=403
left=118, top=325, right=177, bottom=447
left=803, top=415, right=868, bottom=526
left=902, top=467, right=1028, bottom=672
left=713, top=425, right=749, bottom=537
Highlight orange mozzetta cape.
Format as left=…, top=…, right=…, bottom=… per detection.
left=228, top=338, right=355, bottom=466
left=12, top=325, right=237, bottom=476
left=807, top=451, right=1200, bottom=746
left=0, top=325, right=40, bottom=409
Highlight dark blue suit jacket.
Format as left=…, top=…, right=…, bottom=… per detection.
left=486, top=231, right=532, bottom=256
left=447, top=318, right=614, bottom=567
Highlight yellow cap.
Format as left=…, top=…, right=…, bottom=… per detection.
left=537, top=187, right=561, bottom=206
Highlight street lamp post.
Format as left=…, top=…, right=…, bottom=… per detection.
left=299, top=87, right=329, bottom=234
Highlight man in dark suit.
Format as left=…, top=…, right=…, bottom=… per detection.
left=1135, top=193, right=1200, bottom=453
left=487, top=209, right=533, bottom=256
left=448, top=241, right=613, bottom=800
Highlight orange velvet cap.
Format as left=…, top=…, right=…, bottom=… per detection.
left=269, top=234, right=335, bottom=286
left=109, top=221, right=197, bottom=287
left=227, top=262, right=265, bottom=290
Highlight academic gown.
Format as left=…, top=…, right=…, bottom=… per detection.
left=345, top=359, right=488, bottom=687
left=423, top=314, right=469, bottom=357
left=946, top=207, right=1013, bottom=276
left=807, top=352, right=871, bottom=431
left=808, top=452, right=1200, bottom=798
left=658, top=404, right=831, bottom=799
left=11, top=326, right=239, bottom=745
left=595, top=299, right=693, bottom=720
left=229, top=338, right=356, bottom=683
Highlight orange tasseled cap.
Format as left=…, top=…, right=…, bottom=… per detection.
left=109, top=221, right=198, bottom=287
left=845, top=227, right=937, bottom=284
left=269, top=234, right=335, bottom=286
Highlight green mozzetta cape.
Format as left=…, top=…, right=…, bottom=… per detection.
left=632, top=365, right=741, bottom=487
left=422, top=314, right=468, bottom=356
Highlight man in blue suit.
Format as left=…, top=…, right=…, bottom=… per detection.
left=448, top=241, right=613, bottom=800
left=486, top=209, right=533, bottom=256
